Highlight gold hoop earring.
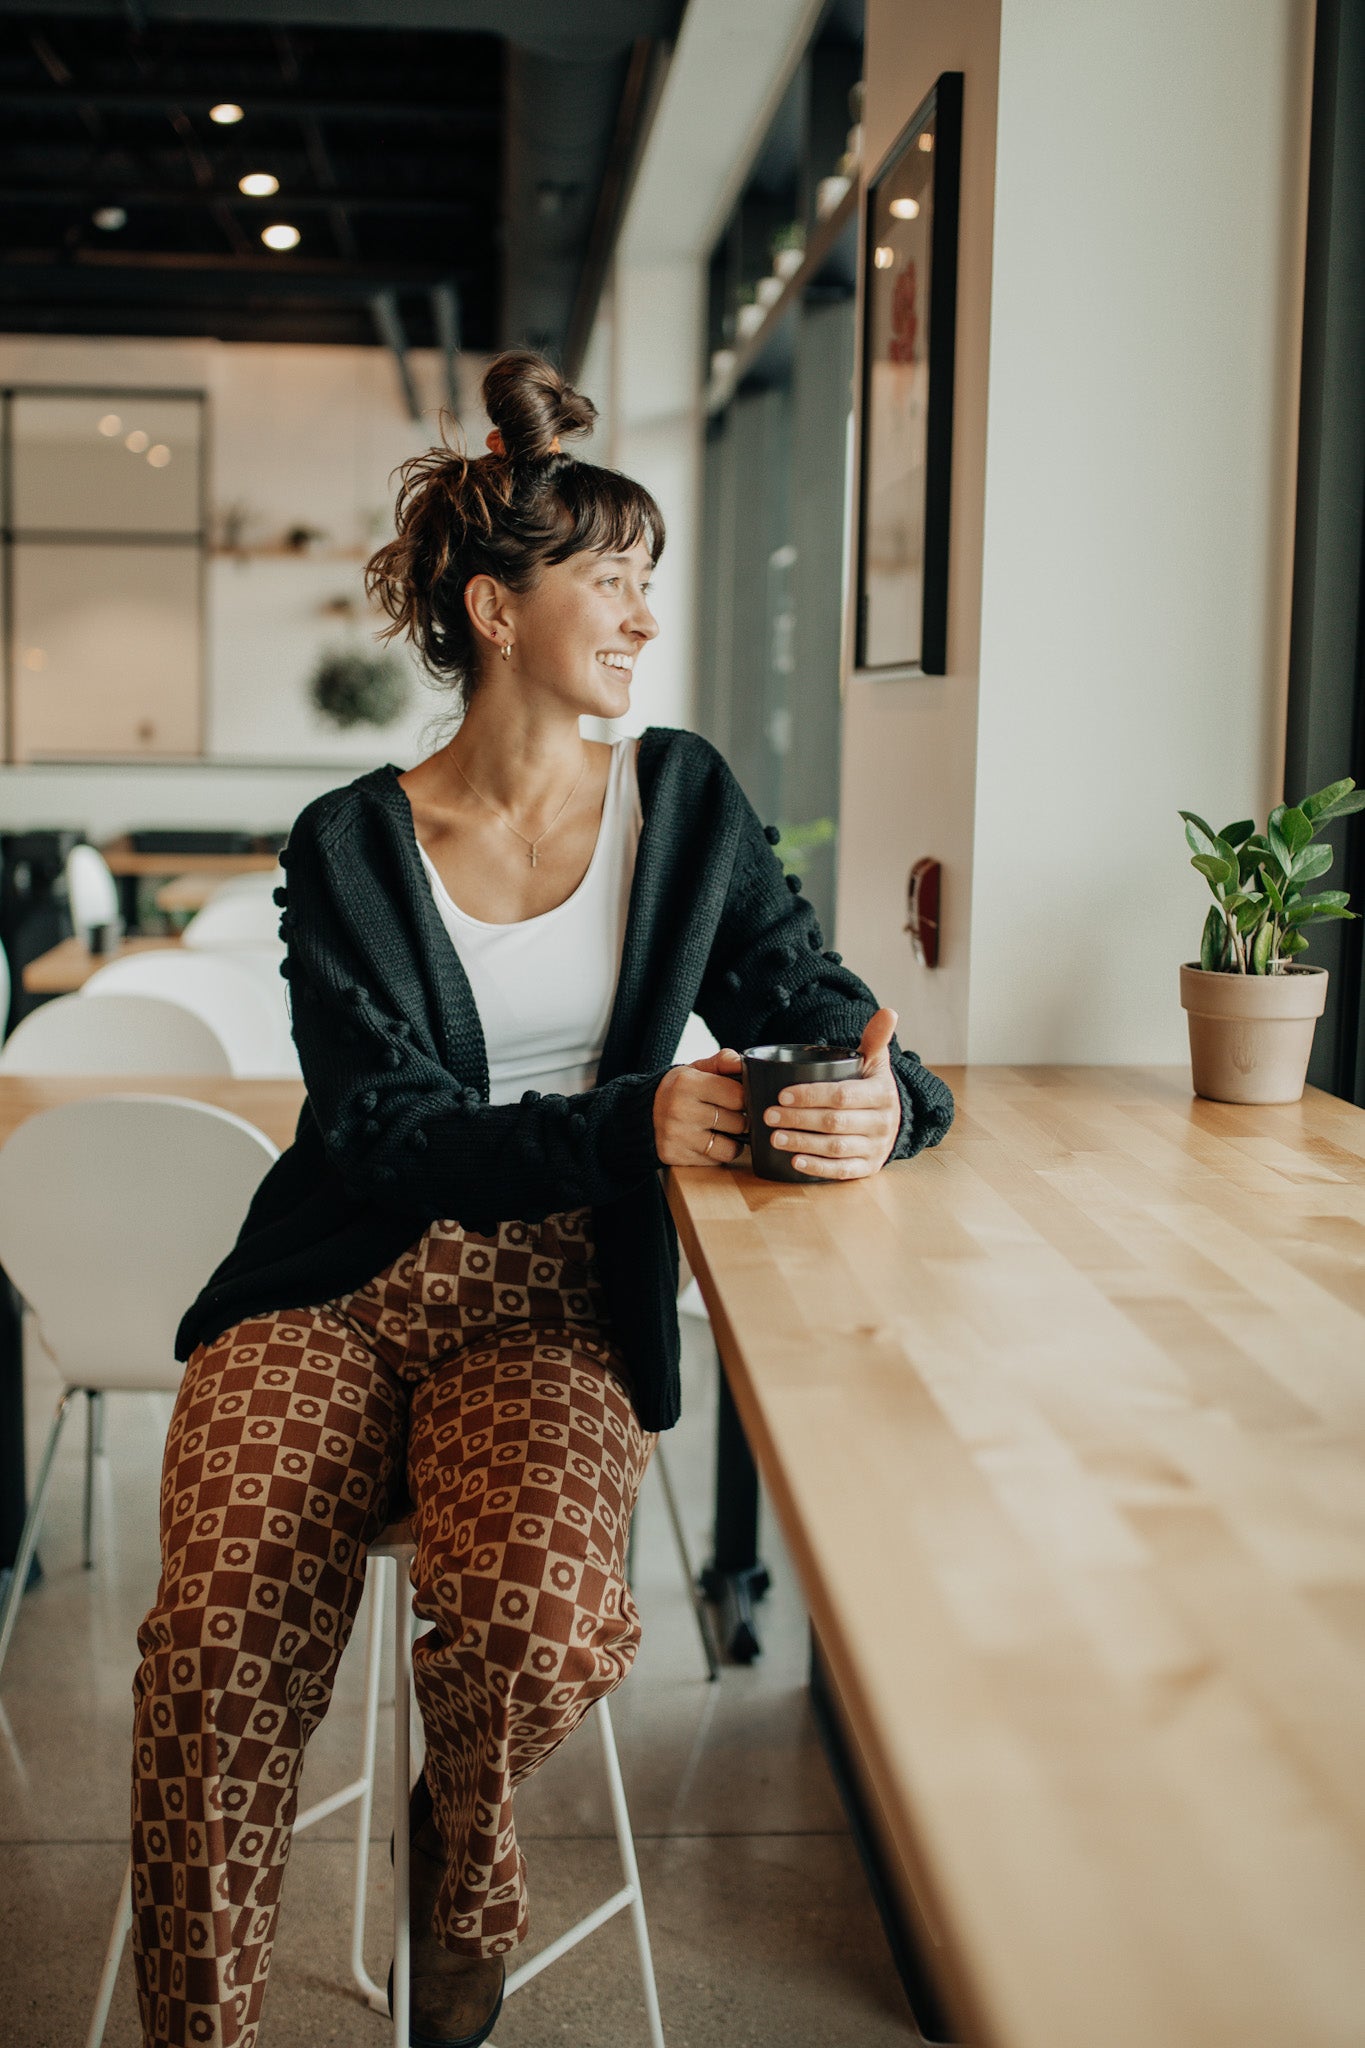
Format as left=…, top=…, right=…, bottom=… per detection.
left=500, top=640, right=512, bottom=663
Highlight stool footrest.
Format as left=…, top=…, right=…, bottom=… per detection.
left=504, top=1884, right=637, bottom=1998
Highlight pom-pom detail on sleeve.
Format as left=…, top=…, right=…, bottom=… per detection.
left=409, top=1128, right=428, bottom=1152
left=824, top=950, right=843, bottom=965
left=384, top=1046, right=402, bottom=1069
left=345, top=985, right=366, bottom=1008
left=763, top=824, right=781, bottom=844
left=785, top=873, right=802, bottom=894
left=278, top=846, right=291, bottom=868
left=568, top=1112, right=587, bottom=1135
left=359, top=1089, right=378, bottom=1112
left=363, top=1118, right=380, bottom=1138
left=723, top=968, right=741, bottom=991
left=272, top=886, right=288, bottom=907
left=278, top=957, right=292, bottom=978
left=520, top=1088, right=541, bottom=1104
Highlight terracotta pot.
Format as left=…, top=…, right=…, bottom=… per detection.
left=1179, top=962, right=1328, bottom=1104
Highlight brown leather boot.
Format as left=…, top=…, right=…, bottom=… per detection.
left=389, top=1771, right=506, bottom=2048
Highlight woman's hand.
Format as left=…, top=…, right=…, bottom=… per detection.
left=654, top=1047, right=748, bottom=1167
left=761, top=1007, right=902, bottom=1180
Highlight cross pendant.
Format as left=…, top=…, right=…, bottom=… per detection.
left=529, top=847, right=538, bottom=868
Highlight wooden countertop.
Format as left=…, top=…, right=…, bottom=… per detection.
left=0, top=1075, right=305, bottom=1153
left=666, top=1065, right=1365, bottom=2048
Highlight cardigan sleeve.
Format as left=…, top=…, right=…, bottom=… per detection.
left=693, top=764, right=954, bottom=1161
left=280, top=805, right=668, bottom=1222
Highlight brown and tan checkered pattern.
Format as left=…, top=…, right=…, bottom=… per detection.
left=131, top=1209, right=653, bottom=2048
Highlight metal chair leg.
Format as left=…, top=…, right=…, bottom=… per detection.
left=0, top=1388, right=74, bottom=1684
left=391, top=1557, right=414, bottom=2048
left=598, top=1699, right=667, bottom=2048
left=84, top=1855, right=133, bottom=2048
left=653, top=1445, right=721, bottom=1683
left=82, top=1389, right=103, bottom=1571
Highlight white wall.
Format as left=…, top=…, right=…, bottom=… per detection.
left=836, top=0, right=1001, bottom=1064
left=967, top=0, right=1312, bottom=1062
left=839, top=0, right=1312, bottom=1067
left=0, top=333, right=489, bottom=842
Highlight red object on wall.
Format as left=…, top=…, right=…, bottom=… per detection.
left=905, top=857, right=941, bottom=968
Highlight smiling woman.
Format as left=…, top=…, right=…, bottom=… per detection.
left=131, top=349, right=952, bottom=2048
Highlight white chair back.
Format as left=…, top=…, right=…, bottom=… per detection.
left=65, top=845, right=121, bottom=935
left=0, top=991, right=233, bottom=1075
left=83, top=950, right=298, bottom=1077
left=0, top=1095, right=278, bottom=1392
left=182, top=892, right=284, bottom=951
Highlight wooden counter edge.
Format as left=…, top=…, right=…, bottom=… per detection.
left=665, top=1162, right=990, bottom=2048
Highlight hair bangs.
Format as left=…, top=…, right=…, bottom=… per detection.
left=544, top=461, right=665, bottom=569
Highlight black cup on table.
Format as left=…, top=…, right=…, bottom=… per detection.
left=741, top=1042, right=863, bottom=1182
left=87, top=921, right=116, bottom=956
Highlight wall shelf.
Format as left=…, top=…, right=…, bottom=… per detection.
left=705, top=181, right=859, bottom=417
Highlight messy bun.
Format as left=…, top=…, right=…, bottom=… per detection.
left=365, top=349, right=664, bottom=707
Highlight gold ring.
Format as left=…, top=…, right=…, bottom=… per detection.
left=711, top=1105, right=719, bottom=1129
left=704, top=1131, right=716, bottom=1157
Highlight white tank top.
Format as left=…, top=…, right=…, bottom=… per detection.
left=415, top=738, right=642, bottom=1105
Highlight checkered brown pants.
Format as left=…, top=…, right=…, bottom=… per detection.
left=130, top=1208, right=654, bottom=2048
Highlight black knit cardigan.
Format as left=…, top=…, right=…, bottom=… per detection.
left=177, top=726, right=955, bottom=1430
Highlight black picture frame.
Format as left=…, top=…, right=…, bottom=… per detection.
left=855, top=71, right=962, bottom=676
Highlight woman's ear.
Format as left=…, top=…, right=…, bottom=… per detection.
left=464, top=572, right=512, bottom=647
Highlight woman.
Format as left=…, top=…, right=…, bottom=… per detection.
left=130, top=349, right=954, bottom=2048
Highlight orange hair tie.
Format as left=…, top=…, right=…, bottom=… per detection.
left=484, top=429, right=562, bottom=458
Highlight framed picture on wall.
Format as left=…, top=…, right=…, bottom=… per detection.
left=855, top=71, right=963, bottom=676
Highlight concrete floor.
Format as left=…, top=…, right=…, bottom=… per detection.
left=0, top=1306, right=919, bottom=2047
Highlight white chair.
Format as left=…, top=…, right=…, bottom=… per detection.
left=182, top=891, right=284, bottom=951
left=65, top=844, right=121, bottom=939
left=87, top=1522, right=666, bottom=2048
left=0, top=991, right=233, bottom=1076
left=0, top=1096, right=279, bottom=1684
left=83, top=950, right=298, bottom=1077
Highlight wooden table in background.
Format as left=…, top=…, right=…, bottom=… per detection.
left=0, top=1075, right=305, bottom=1575
left=99, top=839, right=279, bottom=880
left=667, top=1066, right=1365, bottom=2048
left=155, top=874, right=225, bottom=914
left=21, top=934, right=182, bottom=995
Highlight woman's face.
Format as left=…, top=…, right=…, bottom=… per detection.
left=473, top=538, right=660, bottom=720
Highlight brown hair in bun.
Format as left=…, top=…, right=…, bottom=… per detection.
left=365, top=348, right=664, bottom=706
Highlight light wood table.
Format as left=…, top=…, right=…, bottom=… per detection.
left=666, top=1065, right=1365, bottom=2048
left=0, top=1074, right=306, bottom=1574
left=0, top=1073, right=304, bottom=1152
left=21, top=934, right=182, bottom=994
left=155, top=874, right=222, bottom=914
left=100, top=838, right=279, bottom=880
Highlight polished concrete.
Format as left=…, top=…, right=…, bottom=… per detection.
left=0, top=1309, right=919, bottom=2046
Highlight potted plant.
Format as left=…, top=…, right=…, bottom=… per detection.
left=309, top=645, right=411, bottom=731
left=1178, top=779, right=1364, bottom=1103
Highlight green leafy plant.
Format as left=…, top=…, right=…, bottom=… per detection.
left=309, top=646, right=411, bottom=731
left=1181, top=779, right=1365, bottom=974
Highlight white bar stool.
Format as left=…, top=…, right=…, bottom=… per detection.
left=86, top=1519, right=666, bottom=2048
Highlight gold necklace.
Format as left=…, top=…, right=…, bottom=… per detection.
left=446, top=742, right=589, bottom=868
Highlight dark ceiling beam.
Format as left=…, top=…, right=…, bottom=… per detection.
left=0, top=88, right=500, bottom=126
left=0, top=248, right=473, bottom=290
left=564, top=36, right=667, bottom=379
left=0, top=185, right=480, bottom=217
left=369, top=286, right=422, bottom=422
left=431, top=280, right=461, bottom=415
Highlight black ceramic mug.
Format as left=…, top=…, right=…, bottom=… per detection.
left=742, top=1042, right=864, bottom=1183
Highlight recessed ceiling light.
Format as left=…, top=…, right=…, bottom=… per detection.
left=261, top=222, right=300, bottom=251
left=889, top=197, right=920, bottom=220
left=917, top=133, right=934, bottom=153
left=147, top=444, right=172, bottom=468
left=873, top=245, right=895, bottom=269
left=210, top=103, right=244, bottom=124
left=97, top=413, right=122, bottom=436
left=125, top=429, right=149, bottom=453
left=92, top=206, right=127, bottom=231
left=238, top=172, right=279, bottom=197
